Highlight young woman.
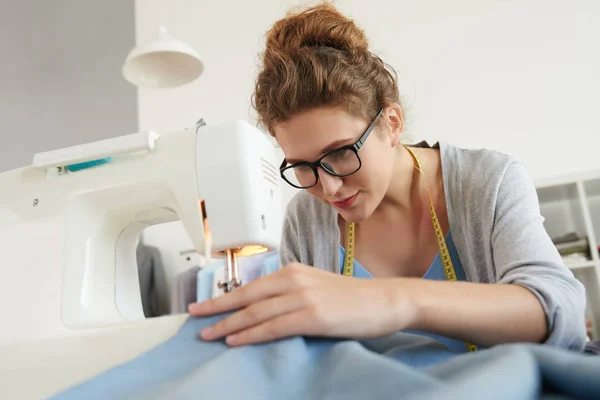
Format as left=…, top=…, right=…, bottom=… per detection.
left=189, top=3, right=586, bottom=353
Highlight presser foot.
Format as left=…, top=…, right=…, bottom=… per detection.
left=217, top=249, right=242, bottom=293
left=217, top=278, right=242, bottom=293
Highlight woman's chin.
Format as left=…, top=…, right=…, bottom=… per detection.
left=337, top=202, right=371, bottom=223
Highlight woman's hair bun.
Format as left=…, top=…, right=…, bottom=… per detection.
left=253, top=2, right=399, bottom=135
left=265, top=3, right=369, bottom=55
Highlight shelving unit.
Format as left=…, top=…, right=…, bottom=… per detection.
left=535, top=173, right=600, bottom=340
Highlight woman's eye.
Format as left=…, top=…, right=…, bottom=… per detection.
left=329, top=149, right=348, bottom=159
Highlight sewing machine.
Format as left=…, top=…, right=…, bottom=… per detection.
left=0, top=120, right=283, bottom=398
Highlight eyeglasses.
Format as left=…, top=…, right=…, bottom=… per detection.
left=279, top=108, right=384, bottom=189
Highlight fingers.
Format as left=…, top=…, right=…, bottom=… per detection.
left=201, top=291, right=311, bottom=341
left=188, top=273, right=285, bottom=316
left=188, top=263, right=319, bottom=317
left=224, top=309, right=321, bottom=346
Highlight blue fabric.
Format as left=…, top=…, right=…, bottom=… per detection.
left=340, top=231, right=471, bottom=353
left=53, top=312, right=600, bottom=400
left=52, top=246, right=600, bottom=399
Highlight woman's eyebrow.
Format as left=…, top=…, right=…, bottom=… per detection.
left=286, top=137, right=354, bottom=164
left=320, top=138, right=354, bottom=154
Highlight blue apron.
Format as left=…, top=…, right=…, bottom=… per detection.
left=339, top=230, right=471, bottom=353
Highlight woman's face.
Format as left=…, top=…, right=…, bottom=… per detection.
left=274, top=106, right=401, bottom=222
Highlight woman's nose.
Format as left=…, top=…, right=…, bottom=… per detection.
left=317, top=169, right=343, bottom=197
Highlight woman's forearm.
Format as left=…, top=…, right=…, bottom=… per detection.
left=399, top=279, right=548, bottom=347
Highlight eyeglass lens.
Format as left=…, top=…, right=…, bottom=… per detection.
left=282, top=148, right=361, bottom=188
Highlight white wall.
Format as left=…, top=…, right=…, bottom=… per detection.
left=0, top=0, right=137, bottom=173
left=135, top=0, right=600, bottom=207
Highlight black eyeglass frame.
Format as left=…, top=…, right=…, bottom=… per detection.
left=279, top=108, right=385, bottom=189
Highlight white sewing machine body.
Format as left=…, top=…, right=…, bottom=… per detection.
left=0, top=121, right=282, bottom=398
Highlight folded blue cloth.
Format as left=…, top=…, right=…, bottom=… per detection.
left=53, top=312, right=600, bottom=400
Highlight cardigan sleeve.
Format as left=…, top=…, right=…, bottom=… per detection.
left=491, top=161, right=587, bottom=350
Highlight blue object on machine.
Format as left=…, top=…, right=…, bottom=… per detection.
left=65, top=157, right=112, bottom=172
left=52, top=311, right=600, bottom=400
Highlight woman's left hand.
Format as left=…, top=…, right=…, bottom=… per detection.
left=188, top=263, right=418, bottom=346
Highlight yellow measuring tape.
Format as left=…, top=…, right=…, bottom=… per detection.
left=342, top=220, right=356, bottom=277
left=342, top=145, right=477, bottom=353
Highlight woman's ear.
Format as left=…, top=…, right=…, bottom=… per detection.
left=384, top=104, right=404, bottom=147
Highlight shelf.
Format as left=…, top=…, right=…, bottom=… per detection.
left=565, top=260, right=598, bottom=270
left=535, top=176, right=600, bottom=340
left=584, top=177, right=600, bottom=198
left=537, top=182, right=579, bottom=203
left=534, top=169, right=600, bottom=190
left=584, top=178, right=600, bottom=250
left=538, top=193, right=587, bottom=240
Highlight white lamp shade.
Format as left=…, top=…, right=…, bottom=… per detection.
left=122, top=26, right=203, bottom=88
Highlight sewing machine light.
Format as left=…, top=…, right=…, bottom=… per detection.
left=237, top=245, right=269, bottom=257
left=122, top=25, right=203, bottom=88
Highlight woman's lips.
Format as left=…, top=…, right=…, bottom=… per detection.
left=331, top=193, right=358, bottom=209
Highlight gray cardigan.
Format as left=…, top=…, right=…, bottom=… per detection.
left=278, top=141, right=587, bottom=351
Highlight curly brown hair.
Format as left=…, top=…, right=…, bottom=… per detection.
left=252, top=2, right=401, bottom=136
